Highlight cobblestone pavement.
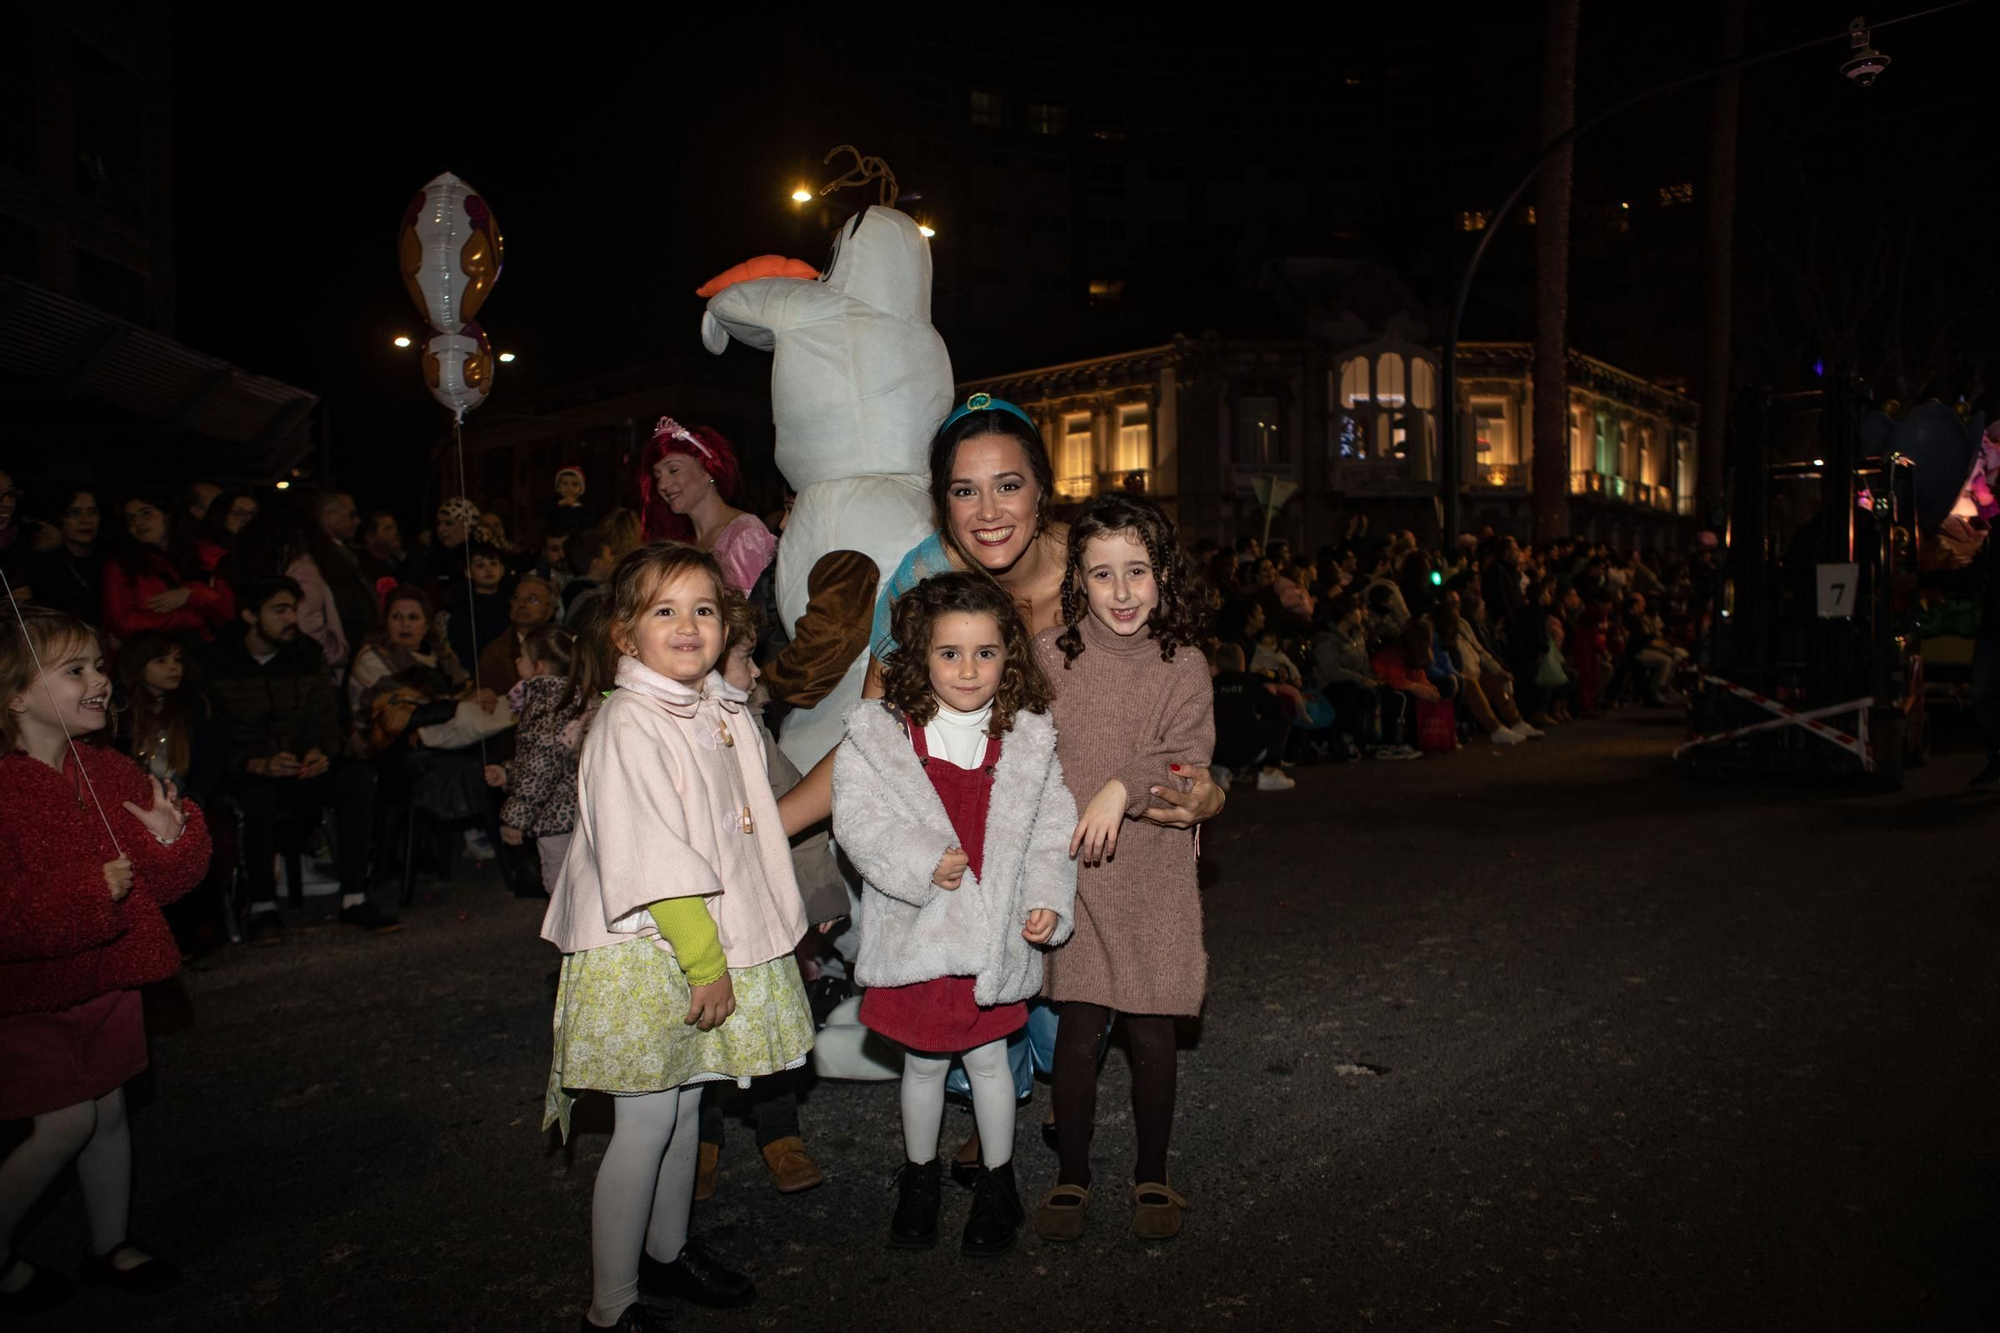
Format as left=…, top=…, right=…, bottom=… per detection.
left=10, top=710, right=1997, bottom=1332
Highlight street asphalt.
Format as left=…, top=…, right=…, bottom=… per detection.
left=8, top=707, right=1997, bottom=1332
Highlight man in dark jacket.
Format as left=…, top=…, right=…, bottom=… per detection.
left=208, top=576, right=397, bottom=942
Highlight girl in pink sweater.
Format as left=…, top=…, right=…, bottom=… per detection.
left=1032, top=494, right=1214, bottom=1245
left=541, top=544, right=813, bottom=1332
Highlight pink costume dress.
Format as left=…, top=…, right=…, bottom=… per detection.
left=711, top=513, right=778, bottom=595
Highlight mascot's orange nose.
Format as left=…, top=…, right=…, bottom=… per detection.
left=695, top=255, right=819, bottom=299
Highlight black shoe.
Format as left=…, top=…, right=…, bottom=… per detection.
left=889, top=1158, right=943, bottom=1249
left=961, top=1161, right=1025, bottom=1257
left=804, top=975, right=851, bottom=1028
left=243, top=910, right=285, bottom=947
left=637, top=1239, right=755, bottom=1309
left=1973, top=755, right=2000, bottom=787
left=1041, top=1121, right=1059, bottom=1153
left=339, top=901, right=404, bottom=933
left=0, top=1257, right=71, bottom=1314
left=79, top=1241, right=181, bottom=1295
left=579, top=1303, right=672, bottom=1333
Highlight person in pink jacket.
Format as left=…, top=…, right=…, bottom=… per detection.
left=540, top=543, right=813, bottom=1333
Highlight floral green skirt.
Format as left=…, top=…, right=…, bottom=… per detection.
left=543, top=939, right=814, bottom=1139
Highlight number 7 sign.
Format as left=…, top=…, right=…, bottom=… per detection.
left=1817, top=562, right=1859, bottom=619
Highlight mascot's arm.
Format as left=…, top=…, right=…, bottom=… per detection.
left=764, top=550, right=881, bottom=709
left=701, top=275, right=838, bottom=355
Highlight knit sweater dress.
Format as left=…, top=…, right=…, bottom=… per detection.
left=1034, top=618, right=1214, bottom=1017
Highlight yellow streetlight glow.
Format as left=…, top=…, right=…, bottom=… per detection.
left=498, top=351, right=516, bottom=363
left=275, top=480, right=291, bottom=490
left=918, top=224, right=936, bottom=238
left=791, top=187, right=813, bottom=203
left=393, top=335, right=412, bottom=348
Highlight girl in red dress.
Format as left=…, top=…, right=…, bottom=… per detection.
left=0, top=606, right=210, bottom=1314
left=833, top=572, right=1077, bottom=1257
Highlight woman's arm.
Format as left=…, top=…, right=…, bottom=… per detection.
left=773, top=656, right=884, bottom=836
left=1111, top=657, right=1217, bottom=819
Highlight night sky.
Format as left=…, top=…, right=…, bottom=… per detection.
left=166, top=5, right=1997, bottom=511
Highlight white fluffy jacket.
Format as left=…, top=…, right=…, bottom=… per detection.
left=833, top=701, right=1077, bottom=1006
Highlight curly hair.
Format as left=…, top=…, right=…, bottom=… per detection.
left=605, top=541, right=752, bottom=667
left=1055, top=493, right=1201, bottom=665
left=880, top=571, right=1051, bottom=737
left=639, top=420, right=742, bottom=542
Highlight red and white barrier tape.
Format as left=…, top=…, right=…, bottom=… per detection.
left=1674, top=673, right=1876, bottom=771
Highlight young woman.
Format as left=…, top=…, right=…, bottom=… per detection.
left=638, top=417, right=776, bottom=596
left=101, top=493, right=233, bottom=646
left=22, top=487, right=106, bottom=625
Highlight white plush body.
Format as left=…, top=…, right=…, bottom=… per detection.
left=702, top=207, right=951, bottom=770
left=832, top=702, right=1077, bottom=1007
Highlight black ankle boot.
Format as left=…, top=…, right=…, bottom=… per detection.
left=961, top=1160, right=1025, bottom=1257
left=636, top=1237, right=755, bottom=1308
left=889, top=1158, right=943, bottom=1249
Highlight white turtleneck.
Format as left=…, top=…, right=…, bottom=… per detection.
left=924, top=698, right=994, bottom=770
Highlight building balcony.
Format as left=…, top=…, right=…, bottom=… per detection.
left=1330, top=457, right=1433, bottom=495
left=1570, top=470, right=1686, bottom=513
left=1470, top=462, right=1527, bottom=493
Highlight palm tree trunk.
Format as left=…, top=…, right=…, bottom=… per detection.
left=1533, top=0, right=1581, bottom=540
left=1698, top=0, right=1746, bottom=524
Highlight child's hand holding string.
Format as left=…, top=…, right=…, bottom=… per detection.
left=103, top=859, right=133, bottom=902
left=686, top=974, right=736, bottom=1031
left=1022, top=909, right=1057, bottom=944
left=932, top=846, right=969, bottom=890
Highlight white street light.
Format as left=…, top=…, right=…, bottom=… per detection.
left=499, top=351, right=516, bottom=363
left=790, top=187, right=813, bottom=203
left=392, top=335, right=412, bottom=348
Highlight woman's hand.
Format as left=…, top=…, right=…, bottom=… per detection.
left=1139, top=763, right=1225, bottom=828
left=499, top=824, right=523, bottom=846
left=144, top=588, right=191, bottom=614
left=121, top=775, right=187, bottom=845
left=1069, top=780, right=1128, bottom=865
left=473, top=688, right=499, bottom=714
left=103, top=858, right=133, bottom=902
left=1022, top=908, right=1058, bottom=944
left=483, top=764, right=508, bottom=789
left=932, top=846, right=968, bottom=890
left=686, top=973, right=736, bottom=1031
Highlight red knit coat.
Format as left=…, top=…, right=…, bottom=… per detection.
left=0, top=745, right=210, bottom=1017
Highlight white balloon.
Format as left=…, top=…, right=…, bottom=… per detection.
left=398, top=171, right=503, bottom=335
left=424, top=327, right=493, bottom=421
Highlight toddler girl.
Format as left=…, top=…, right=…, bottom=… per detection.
left=834, top=571, right=1077, bottom=1256
left=1032, top=493, right=1215, bottom=1244
left=484, top=624, right=583, bottom=893
left=1, top=606, right=210, bottom=1313
left=541, top=544, right=814, bottom=1333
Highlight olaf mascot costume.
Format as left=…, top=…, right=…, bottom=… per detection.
left=700, top=205, right=952, bottom=1079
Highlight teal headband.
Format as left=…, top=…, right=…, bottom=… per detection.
left=941, top=392, right=1038, bottom=434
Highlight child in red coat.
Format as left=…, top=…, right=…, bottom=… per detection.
left=0, top=606, right=210, bottom=1314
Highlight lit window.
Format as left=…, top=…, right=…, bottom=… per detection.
left=1657, top=182, right=1695, bottom=207
left=1087, top=278, right=1124, bottom=304
left=1115, top=405, right=1150, bottom=473
left=1524, top=206, right=1538, bottom=225
left=1375, top=354, right=1406, bottom=407
left=1459, top=210, right=1489, bottom=232
left=1060, top=412, right=1095, bottom=497
left=1409, top=357, right=1435, bottom=411
left=970, top=90, right=1007, bottom=128
left=1337, top=357, right=1370, bottom=409
left=1473, top=400, right=1510, bottom=462
left=1029, top=103, right=1068, bottom=136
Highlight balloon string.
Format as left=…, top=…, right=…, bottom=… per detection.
left=452, top=408, right=489, bottom=769
left=1, top=570, right=125, bottom=858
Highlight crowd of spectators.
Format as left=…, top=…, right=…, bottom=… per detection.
left=0, top=461, right=651, bottom=954
left=0, top=456, right=1719, bottom=946
left=1196, top=523, right=1712, bottom=790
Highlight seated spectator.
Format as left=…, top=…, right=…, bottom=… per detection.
left=116, top=630, right=226, bottom=951
left=539, top=464, right=599, bottom=540
left=1433, top=599, right=1533, bottom=746
left=559, top=529, right=614, bottom=618
left=1397, top=549, right=1439, bottom=621
left=1606, top=591, right=1682, bottom=706
left=181, top=480, right=223, bottom=525
left=596, top=506, right=644, bottom=563
left=234, top=497, right=357, bottom=677
left=1250, top=629, right=1302, bottom=687
left=353, top=509, right=407, bottom=588
left=477, top=572, right=558, bottom=694
left=103, top=492, right=234, bottom=647
left=206, top=577, right=395, bottom=943
left=1371, top=618, right=1442, bottom=756
left=349, top=585, right=512, bottom=864
left=1507, top=577, right=1561, bottom=727
left=444, top=541, right=511, bottom=672
left=193, top=487, right=259, bottom=558
left=1270, top=556, right=1317, bottom=624
left=1309, top=594, right=1383, bottom=751
left=1208, top=643, right=1294, bottom=791
left=534, top=531, right=573, bottom=599
left=20, top=485, right=105, bottom=624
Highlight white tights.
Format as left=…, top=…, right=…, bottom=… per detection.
left=901, top=1038, right=1015, bottom=1168
left=0, top=1089, right=131, bottom=1280
left=587, top=1085, right=701, bottom=1327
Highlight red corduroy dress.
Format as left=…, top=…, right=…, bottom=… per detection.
left=858, top=724, right=1027, bottom=1054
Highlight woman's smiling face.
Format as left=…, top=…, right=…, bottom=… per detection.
left=944, top=433, right=1042, bottom=574
left=654, top=454, right=713, bottom=515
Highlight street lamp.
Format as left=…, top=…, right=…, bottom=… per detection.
left=917, top=222, right=936, bottom=238
left=790, top=186, right=813, bottom=203
left=392, top=335, right=412, bottom=349
left=1437, top=4, right=1959, bottom=541
left=498, top=351, right=517, bottom=363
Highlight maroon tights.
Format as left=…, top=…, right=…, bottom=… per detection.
left=1053, top=1002, right=1179, bottom=1188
